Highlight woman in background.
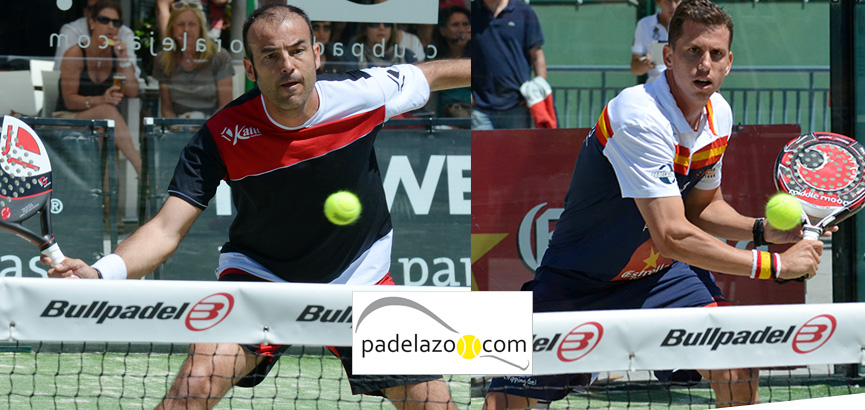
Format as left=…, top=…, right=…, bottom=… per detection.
left=347, top=22, right=419, bottom=70
left=56, top=0, right=141, bottom=175
left=153, top=0, right=234, bottom=119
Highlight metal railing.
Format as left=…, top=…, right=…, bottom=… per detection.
left=548, top=65, right=830, bottom=132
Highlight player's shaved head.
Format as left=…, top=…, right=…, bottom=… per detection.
left=242, top=3, right=314, bottom=59
left=668, top=0, right=733, bottom=49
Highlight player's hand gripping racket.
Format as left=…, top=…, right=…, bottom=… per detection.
left=0, top=115, right=65, bottom=267
left=775, top=131, right=865, bottom=239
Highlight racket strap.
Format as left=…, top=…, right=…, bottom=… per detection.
left=752, top=218, right=771, bottom=247
left=750, top=249, right=781, bottom=280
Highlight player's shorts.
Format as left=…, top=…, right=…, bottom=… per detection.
left=487, top=261, right=727, bottom=401
left=218, top=270, right=442, bottom=396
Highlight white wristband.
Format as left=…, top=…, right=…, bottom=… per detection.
left=91, top=253, right=128, bottom=280
left=750, top=249, right=758, bottom=279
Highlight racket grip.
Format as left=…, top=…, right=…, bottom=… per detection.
left=41, top=243, right=66, bottom=266
left=802, top=225, right=821, bottom=241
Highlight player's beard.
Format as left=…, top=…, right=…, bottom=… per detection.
left=256, top=65, right=314, bottom=114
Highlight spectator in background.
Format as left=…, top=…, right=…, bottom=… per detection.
left=434, top=5, right=470, bottom=59
left=631, top=0, right=682, bottom=83
left=55, top=0, right=142, bottom=175
left=430, top=5, right=471, bottom=120
left=157, top=0, right=230, bottom=42
left=153, top=0, right=234, bottom=118
left=346, top=22, right=419, bottom=70
left=312, top=21, right=342, bottom=74
left=53, top=0, right=140, bottom=79
left=471, top=0, right=547, bottom=130
left=397, top=26, right=427, bottom=63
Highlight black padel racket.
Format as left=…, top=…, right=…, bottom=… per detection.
left=0, top=115, right=65, bottom=266
left=775, top=132, right=865, bottom=241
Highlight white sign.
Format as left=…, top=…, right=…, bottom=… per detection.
left=288, top=0, right=438, bottom=24
left=352, top=291, right=533, bottom=375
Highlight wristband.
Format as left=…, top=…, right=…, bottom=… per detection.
left=753, top=217, right=770, bottom=247
left=750, top=249, right=780, bottom=280
left=91, top=253, right=127, bottom=280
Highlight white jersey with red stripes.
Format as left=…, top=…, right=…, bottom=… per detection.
left=538, top=73, right=733, bottom=282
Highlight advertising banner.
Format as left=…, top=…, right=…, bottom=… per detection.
left=0, top=121, right=113, bottom=278
left=531, top=302, right=865, bottom=374
left=471, top=125, right=806, bottom=305
left=0, top=277, right=459, bottom=345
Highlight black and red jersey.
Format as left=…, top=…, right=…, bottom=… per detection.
left=167, top=65, right=430, bottom=283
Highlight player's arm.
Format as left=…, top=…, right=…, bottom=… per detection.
left=635, top=195, right=822, bottom=280
left=417, top=58, right=470, bottom=91
left=47, top=197, right=201, bottom=279
left=684, top=186, right=759, bottom=242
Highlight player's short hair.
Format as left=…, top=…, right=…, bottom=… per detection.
left=242, top=3, right=314, bottom=59
left=668, top=0, right=734, bottom=49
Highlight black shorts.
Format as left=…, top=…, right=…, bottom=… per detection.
left=220, top=271, right=442, bottom=395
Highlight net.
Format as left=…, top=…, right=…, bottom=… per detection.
left=1, top=342, right=473, bottom=409
left=473, top=366, right=864, bottom=409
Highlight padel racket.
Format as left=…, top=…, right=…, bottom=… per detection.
left=0, top=115, right=65, bottom=266
left=775, top=132, right=865, bottom=241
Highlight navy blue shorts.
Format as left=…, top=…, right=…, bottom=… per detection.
left=487, top=261, right=727, bottom=401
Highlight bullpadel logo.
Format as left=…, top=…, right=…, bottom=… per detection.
left=352, top=292, right=532, bottom=375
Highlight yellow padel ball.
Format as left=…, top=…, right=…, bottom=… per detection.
left=324, top=191, right=361, bottom=226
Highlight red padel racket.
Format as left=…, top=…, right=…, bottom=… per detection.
left=775, top=132, right=865, bottom=241
left=0, top=115, right=65, bottom=266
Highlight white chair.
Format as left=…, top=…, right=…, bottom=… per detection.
left=0, top=71, right=37, bottom=116
left=30, top=59, right=54, bottom=115
left=41, top=71, right=62, bottom=118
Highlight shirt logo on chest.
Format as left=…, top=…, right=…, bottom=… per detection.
left=221, top=125, right=262, bottom=145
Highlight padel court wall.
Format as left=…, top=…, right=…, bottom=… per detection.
left=471, top=124, right=831, bottom=306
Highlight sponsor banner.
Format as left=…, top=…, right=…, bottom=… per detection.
left=532, top=303, right=865, bottom=374
left=288, top=0, right=438, bottom=24
left=352, top=291, right=532, bottom=375
left=1, top=123, right=112, bottom=278
left=0, top=277, right=463, bottom=345
left=472, top=125, right=806, bottom=304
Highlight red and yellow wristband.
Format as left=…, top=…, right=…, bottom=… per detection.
left=750, top=249, right=781, bottom=280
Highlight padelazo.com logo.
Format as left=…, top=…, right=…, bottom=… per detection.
left=660, top=314, right=837, bottom=354
left=185, top=293, right=235, bottom=331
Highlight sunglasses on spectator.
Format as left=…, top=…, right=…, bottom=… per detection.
left=94, top=15, right=123, bottom=28
left=172, top=0, right=204, bottom=11
left=313, top=24, right=332, bottom=31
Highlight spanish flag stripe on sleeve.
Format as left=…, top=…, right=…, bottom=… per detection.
left=673, top=145, right=690, bottom=174
left=758, top=251, right=773, bottom=280
left=596, top=106, right=613, bottom=147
